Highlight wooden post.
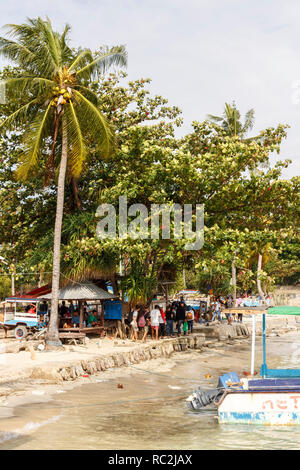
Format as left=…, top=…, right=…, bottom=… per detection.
left=251, top=314, right=256, bottom=376
left=11, top=273, right=15, bottom=296
left=100, top=300, right=105, bottom=326
left=100, top=300, right=105, bottom=337
left=79, top=300, right=83, bottom=329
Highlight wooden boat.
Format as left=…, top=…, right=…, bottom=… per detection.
left=187, top=306, right=300, bottom=425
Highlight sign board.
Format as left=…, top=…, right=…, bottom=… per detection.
left=104, top=301, right=122, bottom=320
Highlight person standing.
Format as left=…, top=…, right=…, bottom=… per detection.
left=211, top=297, right=222, bottom=322
left=130, top=305, right=140, bottom=341
left=235, top=295, right=243, bottom=323
left=225, top=296, right=233, bottom=325
left=68, top=300, right=75, bottom=316
left=165, top=304, right=175, bottom=337
left=140, top=307, right=150, bottom=342
left=186, top=308, right=195, bottom=334
left=150, top=305, right=160, bottom=341
left=176, top=300, right=187, bottom=336
left=59, top=301, right=68, bottom=317
left=158, top=306, right=166, bottom=339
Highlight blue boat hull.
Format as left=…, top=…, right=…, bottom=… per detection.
left=218, top=390, right=300, bottom=425
left=219, top=410, right=300, bottom=425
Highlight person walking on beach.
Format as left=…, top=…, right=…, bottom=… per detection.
left=211, top=297, right=222, bottom=322
left=150, top=305, right=160, bottom=341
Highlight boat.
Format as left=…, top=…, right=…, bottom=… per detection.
left=187, top=306, right=300, bottom=425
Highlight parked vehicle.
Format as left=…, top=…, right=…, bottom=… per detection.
left=0, top=297, right=48, bottom=339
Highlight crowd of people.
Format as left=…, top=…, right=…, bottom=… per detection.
left=126, top=292, right=270, bottom=342
left=30, top=291, right=270, bottom=339
left=126, top=296, right=196, bottom=342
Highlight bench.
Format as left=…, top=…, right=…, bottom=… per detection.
left=58, top=331, right=86, bottom=345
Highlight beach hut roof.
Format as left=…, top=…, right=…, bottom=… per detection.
left=37, top=280, right=118, bottom=301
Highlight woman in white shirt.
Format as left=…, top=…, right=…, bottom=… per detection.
left=130, top=306, right=139, bottom=341
left=150, top=305, right=160, bottom=341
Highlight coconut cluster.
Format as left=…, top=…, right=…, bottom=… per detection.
left=50, top=86, right=73, bottom=107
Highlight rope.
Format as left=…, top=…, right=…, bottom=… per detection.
left=127, top=364, right=210, bottom=383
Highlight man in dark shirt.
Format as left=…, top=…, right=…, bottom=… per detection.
left=165, top=305, right=175, bottom=337
left=176, top=301, right=186, bottom=336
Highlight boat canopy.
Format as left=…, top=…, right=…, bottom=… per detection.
left=224, top=306, right=300, bottom=316
left=267, top=306, right=300, bottom=315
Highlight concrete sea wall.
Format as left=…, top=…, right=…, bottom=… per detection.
left=34, top=316, right=299, bottom=383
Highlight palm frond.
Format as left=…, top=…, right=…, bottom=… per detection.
left=4, top=76, right=55, bottom=98
left=3, top=19, right=59, bottom=77
left=74, top=84, right=99, bottom=104
left=0, top=37, right=35, bottom=67
left=73, top=89, right=114, bottom=158
left=242, top=108, right=255, bottom=134
left=67, top=49, right=93, bottom=73
left=206, top=114, right=223, bottom=122
left=15, top=103, right=52, bottom=180
left=59, top=23, right=72, bottom=59
left=64, top=101, right=87, bottom=178
left=0, top=97, right=39, bottom=130
left=75, top=45, right=127, bottom=80
left=36, top=17, right=62, bottom=68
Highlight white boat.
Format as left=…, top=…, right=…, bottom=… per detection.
left=187, top=306, right=300, bottom=425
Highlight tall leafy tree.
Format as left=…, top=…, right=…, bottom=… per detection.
left=0, top=17, right=127, bottom=346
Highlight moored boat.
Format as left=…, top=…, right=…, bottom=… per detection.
left=187, top=306, right=300, bottom=425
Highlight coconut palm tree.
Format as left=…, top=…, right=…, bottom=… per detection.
left=0, top=17, right=127, bottom=347
left=207, top=101, right=255, bottom=138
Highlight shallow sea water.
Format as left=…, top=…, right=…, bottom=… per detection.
left=1, top=332, right=300, bottom=450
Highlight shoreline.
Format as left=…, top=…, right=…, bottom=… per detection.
left=0, top=314, right=298, bottom=401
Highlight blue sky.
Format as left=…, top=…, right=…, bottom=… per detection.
left=0, top=0, right=300, bottom=178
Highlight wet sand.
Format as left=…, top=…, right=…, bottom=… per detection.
left=1, top=331, right=300, bottom=449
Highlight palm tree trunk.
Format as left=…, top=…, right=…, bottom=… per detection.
left=257, top=253, right=264, bottom=298
left=231, top=259, right=237, bottom=305
left=45, top=119, right=68, bottom=348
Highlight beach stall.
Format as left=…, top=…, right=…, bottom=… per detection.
left=38, top=280, right=119, bottom=340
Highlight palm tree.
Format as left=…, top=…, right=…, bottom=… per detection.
left=207, top=101, right=255, bottom=138
left=0, top=17, right=127, bottom=347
